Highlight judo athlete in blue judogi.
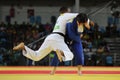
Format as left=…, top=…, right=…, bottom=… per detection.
left=50, top=13, right=94, bottom=75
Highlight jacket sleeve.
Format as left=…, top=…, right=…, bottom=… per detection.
left=66, top=23, right=81, bottom=42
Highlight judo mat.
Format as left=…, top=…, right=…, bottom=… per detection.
left=0, top=66, right=120, bottom=80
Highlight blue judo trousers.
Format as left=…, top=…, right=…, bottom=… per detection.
left=50, top=18, right=84, bottom=66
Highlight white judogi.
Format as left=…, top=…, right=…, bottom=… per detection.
left=23, top=13, right=78, bottom=61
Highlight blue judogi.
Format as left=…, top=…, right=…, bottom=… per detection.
left=50, top=18, right=84, bottom=66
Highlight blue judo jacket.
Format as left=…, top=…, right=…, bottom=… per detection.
left=66, top=18, right=82, bottom=43
left=66, top=18, right=84, bottom=65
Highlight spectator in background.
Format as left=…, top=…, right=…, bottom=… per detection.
left=44, top=22, right=52, bottom=34
left=0, top=49, right=4, bottom=65
left=105, top=53, right=113, bottom=66
left=51, top=16, right=56, bottom=27
left=0, top=26, right=10, bottom=49
left=96, top=45, right=104, bottom=54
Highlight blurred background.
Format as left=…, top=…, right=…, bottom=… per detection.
left=0, top=0, right=120, bottom=66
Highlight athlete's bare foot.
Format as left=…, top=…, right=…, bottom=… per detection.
left=50, top=70, right=55, bottom=75
left=13, top=42, right=25, bottom=50
left=56, top=49, right=63, bottom=62
left=78, top=71, right=82, bottom=76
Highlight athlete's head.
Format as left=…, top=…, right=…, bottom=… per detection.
left=76, top=13, right=89, bottom=32
left=59, top=6, right=71, bottom=14
left=76, top=13, right=88, bottom=24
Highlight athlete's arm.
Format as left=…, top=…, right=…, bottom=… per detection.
left=66, top=23, right=81, bottom=42
left=84, top=19, right=94, bottom=30
left=64, top=13, right=78, bottom=21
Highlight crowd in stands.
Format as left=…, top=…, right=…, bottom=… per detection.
left=0, top=21, right=53, bottom=65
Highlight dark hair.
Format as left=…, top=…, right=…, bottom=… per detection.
left=59, top=7, right=68, bottom=14
left=76, top=13, right=88, bottom=23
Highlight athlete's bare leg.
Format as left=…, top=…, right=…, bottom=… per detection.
left=50, top=66, right=57, bottom=75
left=77, top=65, right=82, bottom=75
left=50, top=50, right=64, bottom=75
left=55, top=49, right=64, bottom=62
left=13, top=42, right=25, bottom=50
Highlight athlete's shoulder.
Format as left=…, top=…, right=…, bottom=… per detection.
left=63, top=13, right=78, bottom=15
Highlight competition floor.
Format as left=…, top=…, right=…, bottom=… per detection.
left=0, top=66, right=120, bottom=80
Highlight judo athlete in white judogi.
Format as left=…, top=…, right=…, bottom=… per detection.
left=13, top=7, right=78, bottom=62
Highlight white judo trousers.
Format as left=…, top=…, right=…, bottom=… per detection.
left=22, top=34, right=74, bottom=61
